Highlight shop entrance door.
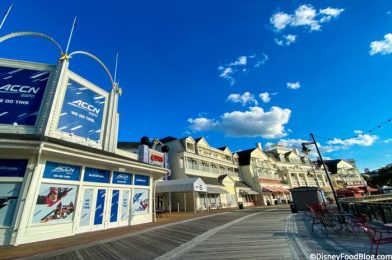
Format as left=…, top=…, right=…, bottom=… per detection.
left=77, top=187, right=108, bottom=233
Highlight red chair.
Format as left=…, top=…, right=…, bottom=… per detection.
left=360, top=223, right=392, bottom=256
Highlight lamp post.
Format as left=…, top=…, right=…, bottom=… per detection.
left=302, top=133, right=342, bottom=214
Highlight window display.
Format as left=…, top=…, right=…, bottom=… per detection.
left=32, top=184, right=77, bottom=224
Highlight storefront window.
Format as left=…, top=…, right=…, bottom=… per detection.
left=32, top=184, right=77, bottom=224
left=0, top=159, right=27, bottom=227
left=132, top=189, right=149, bottom=215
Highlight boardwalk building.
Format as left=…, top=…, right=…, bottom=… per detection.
left=0, top=58, right=168, bottom=245
left=158, top=136, right=258, bottom=211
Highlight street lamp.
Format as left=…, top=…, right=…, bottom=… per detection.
left=302, top=133, right=343, bottom=214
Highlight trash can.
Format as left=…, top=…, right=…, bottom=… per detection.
left=238, top=202, right=244, bottom=209
left=289, top=202, right=298, bottom=213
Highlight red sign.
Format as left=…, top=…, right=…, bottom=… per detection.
left=150, top=154, right=163, bottom=162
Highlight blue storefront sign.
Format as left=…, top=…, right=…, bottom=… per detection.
left=0, top=66, right=50, bottom=126
left=112, top=172, right=132, bottom=185
left=43, top=161, right=80, bottom=181
left=134, top=174, right=150, bottom=186
left=0, top=159, right=27, bottom=177
left=57, top=79, right=105, bottom=141
left=83, top=168, right=110, bottom=183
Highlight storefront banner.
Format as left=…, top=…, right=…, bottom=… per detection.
left=121, top=190, right=129, bottom=221
left=0, top=159, right=27, bottom=177
left=43, top=161, right=80, bottom=181
left=149, top=150, right=164, bottom=167
left=32, top=184, right=77, bottom=224
left=112, top=172, right=132, bottom=185
left=84, top=168, right=110, bottom=183
left=0, top=66, right=50, bottom=126
left=110, top=189, right=119, bottom=223
left=132, top=188, right=149, bottom=215
left=57, top=79, right=105, bottom=141
left=79, top=188, right=94, bottom=227
left=0, top=182, right=21, bottom=226
left=134, top=174, right=150, bottom=186
left=94, top=189, right=106, bottom=225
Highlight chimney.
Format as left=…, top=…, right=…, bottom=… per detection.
left=256, top=143, right=262, bottom=150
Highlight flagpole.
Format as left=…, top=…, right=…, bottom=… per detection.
left=65, top=17, right=77, bottom=55
left=114, top=52, right=119, bottom=83
left=0, top=5, right=12, bottom=30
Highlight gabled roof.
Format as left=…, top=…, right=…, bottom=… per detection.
left=235, top=181, right=252, bottom=189
left=323, top=159, right=342, bottom=174
left=190, top=175, right=223, bottom=186
left=236, top=148, right=256, bottom=166
left=159, top=136, right=178, bottom=143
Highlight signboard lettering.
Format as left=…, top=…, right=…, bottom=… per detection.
left=0, top=66, right=49, bottom=126
left=57, top=79, right=105, bottom=141
left=43, top=161, right=80, bottom=181
left=112, top=172, right=132, bottom=185
left=0, top=159, right=28, bottom=178
left=134, top=174, right=150, bottom=186
left=84, top=167, right=110, bottom=183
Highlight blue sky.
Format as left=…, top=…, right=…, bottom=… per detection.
left=1, top=1, right=392, bottom=171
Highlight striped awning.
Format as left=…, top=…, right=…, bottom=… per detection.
left=262, top=186, right=290, bottom=194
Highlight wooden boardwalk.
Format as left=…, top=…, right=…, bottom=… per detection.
left=29, top=208, right=293, bottom=260
left=25, top=207, right=392, bottom=260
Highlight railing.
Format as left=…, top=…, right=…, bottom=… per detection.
left=340, top=195, right=392, bottom=223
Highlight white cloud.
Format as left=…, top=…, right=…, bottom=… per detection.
left=270, top=12, right=292, bottom=30
left=384, top=138, right=392, bottom=143
left=219, top=54, right=268, bottom=85
left=227, top=92, right=258, bottom=106
left=319, top=7, right=345, bottom=23
left=291, top=5, right=320, bottom=31
left=327, top=134, right=378, bottom=147
left=267, top=131, right=378, bottom=159
left=275, top=34, right=297, bottom=46
left=370, top=33, right=392, bottom=55
left=187, top=117, right=218, bottom=132
left=270, top=5, right=343, bottom=45
left=287, top=82, right=301, bottom=90
left=188, top=106, right=291, bottom=139
left=259, top=92, right=271, bottom=103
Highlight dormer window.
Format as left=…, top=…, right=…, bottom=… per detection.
left=186, top=142, right=195, bottom=152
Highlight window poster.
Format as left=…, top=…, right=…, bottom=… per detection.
left=0, top=182, right=21, bottom=226
left=32, top=184, right=77, bottom=224
left=132, top=189, right=149, bottom=215
left=79, top=188, right=94, bottom=227
left=110, top=189, right=119, bottom=223
left=94, top=189, right=106, bottom=225
left=121, top=190, right=130, bottom=221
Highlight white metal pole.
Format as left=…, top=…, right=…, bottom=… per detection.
left=65, top=17, right=77, bottom=55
